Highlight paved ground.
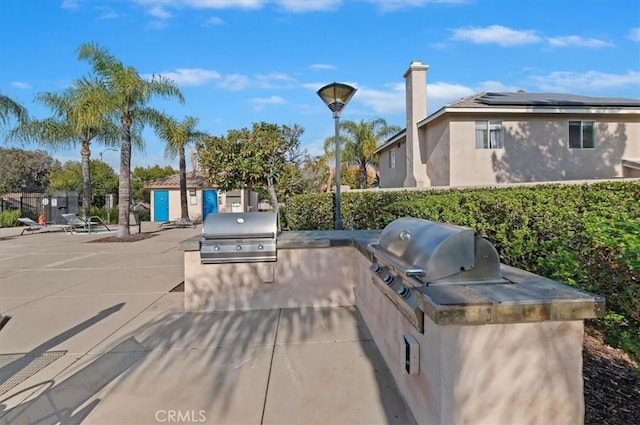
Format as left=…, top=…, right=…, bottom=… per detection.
left=0, top=223, right=414, bottom=425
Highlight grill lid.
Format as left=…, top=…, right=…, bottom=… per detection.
left=202, top=211, right=278, bottom=240
left=369, top=217, right=504, bottom=285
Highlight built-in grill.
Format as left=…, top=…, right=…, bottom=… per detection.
left=368, top=217, right=508, bottom=330
left=200, top=212, right=278, bottom=264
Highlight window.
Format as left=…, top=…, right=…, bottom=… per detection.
left=475, top=120, right=504, bottom=149
left=569, top=121, right=595, bottom=149
left=189, top=189, right=197, bottom=205
left=389, top=149, right=396, bottom=168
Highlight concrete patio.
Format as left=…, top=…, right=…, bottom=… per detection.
left=0, top=224, right=414, bottom=424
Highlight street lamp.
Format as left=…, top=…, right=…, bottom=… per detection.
left=99, top=147, right=118, bottom=161
left=316, top=82, right=357, bottom=230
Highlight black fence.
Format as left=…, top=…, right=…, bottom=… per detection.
left=0, top=192, right=78, bottom=224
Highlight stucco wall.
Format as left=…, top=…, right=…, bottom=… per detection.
left=446, top=114, right=640, bottom=186
left=422, top=117, right=450, bottom=186
left=378, top=142, right=408, bottom=188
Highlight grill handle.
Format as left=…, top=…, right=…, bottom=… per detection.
left=202, top=232, right=275, bottom=240
left=368, top=244, right=425, bottom=278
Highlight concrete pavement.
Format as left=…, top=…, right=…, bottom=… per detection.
left=0, top=223, right=413, bottom=424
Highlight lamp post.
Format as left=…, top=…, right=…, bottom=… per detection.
left=99, top=147, right=118, bottom=161
left=316, top=82, right=357, bottom=230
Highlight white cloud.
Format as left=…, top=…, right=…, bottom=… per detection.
left=275, top=0, right=342, bottom=12
left=368, top=0, right=468, bottom=12
left=355, top=83, right=405, bottom=114
left=61, top=0, right=79, bottom=10
left=476, top=80, right=519, bottom=93
left=250, top=95, right=286, bottom=111
left=546, top=35, right=612, bottom=48
left=255, top=72, right=297, bottom=88
left=135, top=0, right=263, bottom=10
left=451, top=25, right=541, bottom=47
left=11, top=81, right=32, bottom=89
left=156, top=68, right=221, bottom=86
left=309, top=64, right=336, bottom=70
left=529, top=70, right=640, bottom=93
left=148, top=5, right=172, bottom=19
left=629, top=28, right=640, bottom=42
left=97, top=8, right=120, bottom=19
left=218, top=74, right=253, bottom=91
left=203, top=16, right=225, bottom=26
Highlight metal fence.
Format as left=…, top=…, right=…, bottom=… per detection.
left=0, top=192, right=78, bottom=224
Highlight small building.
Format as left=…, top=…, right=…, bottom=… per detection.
left=374, top=61, right=640, bottom=188
left=144, top=172, right=259, bottom=222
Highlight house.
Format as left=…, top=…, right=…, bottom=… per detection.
left=374, top=61, right=640, bottom=188
left=144, top=172, right=259, bottom=222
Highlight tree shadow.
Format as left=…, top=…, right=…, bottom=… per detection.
left=0, top=338, right=147, bottom=425
left=492, top=121, right=627, bottom=183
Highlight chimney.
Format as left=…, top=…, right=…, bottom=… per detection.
left=403, top=60, right=429, bottom=187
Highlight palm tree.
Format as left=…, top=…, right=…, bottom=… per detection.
left=8, top=78, right=120, bottom=218
left=341, top=118, right=401, bottom=189
left=151, top=114, right=208, bottom=222
left=78, top=42, right=184, bottom=238
left=0, top=92, right=28, bottom=128
left=323, top=118, right=401, bottom=189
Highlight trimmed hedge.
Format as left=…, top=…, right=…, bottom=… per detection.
left=287, top=181, right=640, bottom=363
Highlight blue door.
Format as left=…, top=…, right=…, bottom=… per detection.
left=202, top=189, right=218, bottom=219
left=154, top=190, right=169, bottom=222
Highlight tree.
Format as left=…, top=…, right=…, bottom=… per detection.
left=78, top=42, right=184, bottom=238
left=131, top=165, right=176, bottom=203
left=9, top=78, right=121, bottom=218
left=0, top=92, right=28, bottom=130
left=0, top=147, right=60, bottom=192
left=197, top=122, right=305, bottom=218
left=48, top=160, right=118, bottom=207
left=151, top=114, right=208, bottom=221
left=325, top=118, right=401, bottom=189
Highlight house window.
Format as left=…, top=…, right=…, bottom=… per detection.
left=569, top=121, right=595, bottom=149
left=389, top=150, right=396, bottom=169
left=189, top=189, right=197, bottom=205
left=475, top=120, right=504, bottom=149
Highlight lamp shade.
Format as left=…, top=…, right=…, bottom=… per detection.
left=317, top=82, right=357, bottom=113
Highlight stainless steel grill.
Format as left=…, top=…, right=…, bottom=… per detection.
left=367, top=217, right=508, bottom=330
left=200, top=212, right=278, bottom=264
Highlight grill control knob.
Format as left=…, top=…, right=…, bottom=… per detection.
left=214, top=246, right=220, bottom=251
left=371, top=263, right=382, bottom=273
left=236, top=245, right=242, bottom=251
left=258, top=244, right=263, bottom=250
left=383, top=273, right=394, bottom=284
left=397, top=286, right=410, bottom=298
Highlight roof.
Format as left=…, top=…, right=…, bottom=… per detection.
left=373, top=129, right=406, bottom=154
left=143, top=172, right=214, bottom=189
left=448, top=92, right=640, bottom=108
left=375, top=91, right=640, bottom=154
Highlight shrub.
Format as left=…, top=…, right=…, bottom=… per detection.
left=0, top=210, right=21, bottom=228
left=286, top=181, right=640, bottom=362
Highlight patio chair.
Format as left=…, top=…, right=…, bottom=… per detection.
left=17, top=217, right=45, bottom=235
left=159, top=217, right=196, bottom=229
left=61, top=213, right=111, bottom=234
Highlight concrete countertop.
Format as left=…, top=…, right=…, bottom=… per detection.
left=179, top=230, right=605, bottom=325
left=179, top=230, right=382, bottom=251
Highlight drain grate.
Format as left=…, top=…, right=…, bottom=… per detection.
left=0, top=351, right=66, bottom=396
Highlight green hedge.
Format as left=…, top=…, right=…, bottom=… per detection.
left=0, top=210, right=21, bottom=228
left=287, top=181, right=640, bottom=363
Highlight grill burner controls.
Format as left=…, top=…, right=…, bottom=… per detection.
left=397, top=286, right=410, bottom=298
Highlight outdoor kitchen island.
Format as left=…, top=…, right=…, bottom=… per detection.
left=179, top=216, right=605, bottom=425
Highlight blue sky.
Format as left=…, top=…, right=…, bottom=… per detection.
left=1, top=0, right=639, bottom=171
